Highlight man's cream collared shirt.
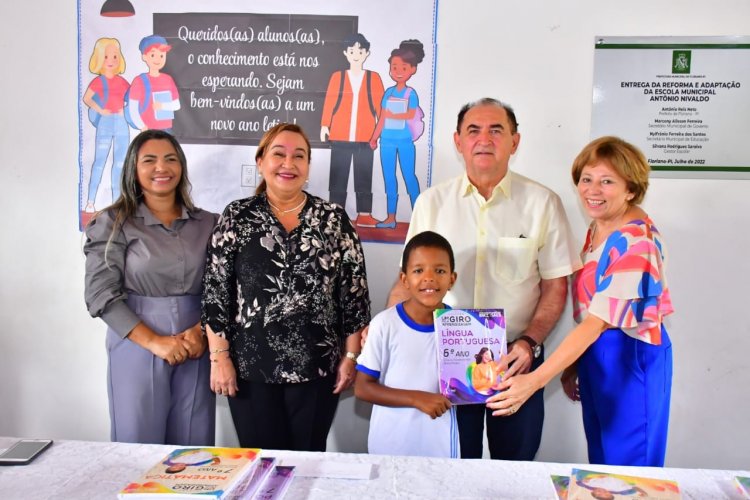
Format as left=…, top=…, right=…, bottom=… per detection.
left=405, top=172, right=582, bottom=339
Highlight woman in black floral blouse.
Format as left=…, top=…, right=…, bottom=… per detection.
left=201, top=123, right=371, bottom=451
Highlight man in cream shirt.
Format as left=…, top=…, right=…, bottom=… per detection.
left=388, top=97, right=581, bottom=461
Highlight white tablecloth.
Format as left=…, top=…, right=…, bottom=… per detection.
left=0, top=437, right=746, bottom=499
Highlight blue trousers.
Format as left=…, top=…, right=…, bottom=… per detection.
left=379, top=137, right=420, bottom=214
left=106, top=294, right=215, bottom=445
left=87, top=113, right=129, bottom=202
left=457, top=349, right=545, bottom=460
left=578, top=326, right=672, bottom=466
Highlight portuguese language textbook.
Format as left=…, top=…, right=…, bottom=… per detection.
left=434, top=308, right=507, bottom=404
left=118, top=447, right=260, bottom=499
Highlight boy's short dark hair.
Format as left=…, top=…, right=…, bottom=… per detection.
left=401, top=231, right=455, bottom=273
left=343, top=33, right=370, bottom=51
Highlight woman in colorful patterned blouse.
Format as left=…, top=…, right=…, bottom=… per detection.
left=201, top=123, right=371, bottom=451
left=487, top=136, right=673, bottom=466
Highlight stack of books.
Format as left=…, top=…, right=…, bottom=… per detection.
left=736, top=476, right=750, bottom=498
left=118, top=447, right=294, bottom=499
left=550, top=468, right=681, bottom=499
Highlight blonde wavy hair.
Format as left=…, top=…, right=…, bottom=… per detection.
left=89, top=38, right=126, bottom=75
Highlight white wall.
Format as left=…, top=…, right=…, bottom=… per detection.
left=1, top=0, right=748, bottom=470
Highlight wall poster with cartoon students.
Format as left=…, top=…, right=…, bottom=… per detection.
left=78, top=0, right=437, bottom=244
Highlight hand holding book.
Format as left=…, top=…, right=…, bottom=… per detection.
left=413, top=392, right=451, bottom=419
left=485, top=371, right=542, bottom=417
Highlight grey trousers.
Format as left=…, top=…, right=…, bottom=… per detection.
left=106, top=294, right=215, bottom=445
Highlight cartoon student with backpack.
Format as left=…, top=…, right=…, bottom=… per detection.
left=320, top=33, right=385, bottom=228
left=83, top=38, right=130, bottom=213
left=369, top=39, right=425, bottom=229
left=126, top=35, right=180, bottom=133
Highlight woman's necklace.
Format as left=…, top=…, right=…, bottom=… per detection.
left=268, top=194, right=306, bottom=215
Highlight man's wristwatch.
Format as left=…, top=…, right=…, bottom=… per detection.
left=345, top=351, right=360, bottom=362
left=516, top=335, right=541, bottom=359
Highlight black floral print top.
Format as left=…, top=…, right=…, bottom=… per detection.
left=201, top=192, right=371, bottom=384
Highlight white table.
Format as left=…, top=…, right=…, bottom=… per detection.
left=0, top=437, right=746, bottom=499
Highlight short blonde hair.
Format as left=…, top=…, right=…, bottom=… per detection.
left=571, top=136, right=650, bottom=205
left=89, top=38, right=126, bottom=75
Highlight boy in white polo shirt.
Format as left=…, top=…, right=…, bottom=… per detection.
left=355, top=231, right=459, bottom=458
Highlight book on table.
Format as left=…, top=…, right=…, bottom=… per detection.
left=736, top=476, right=750, bottom=498
left=118, top=447, right=260, bottom=499
left=434, top=308, right=507, bottom=405
left=550, top=474, right=569, bottom=499
left=566, top=468, right=681, bottom=499
left=252, top=465, right=295, bottom=500
left=225, top=456, right=276, bottom=499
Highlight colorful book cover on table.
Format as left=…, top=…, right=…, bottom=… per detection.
left=736, top=476, right=750, bottom=498
left=434, top=308, right=507, bottom=405
left=567, top=468, right=681, bottom=500
left=118, top=447, right=260, bottom=499
left=254, top=465, right=295, bottom=500
left=551, top=474, right=570, bottom=500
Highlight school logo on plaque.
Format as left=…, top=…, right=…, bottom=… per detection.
left=672, top=50, right=691, bottom=74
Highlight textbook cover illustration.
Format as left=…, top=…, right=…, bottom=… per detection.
left=118, top=447, right=261, bottom=499
left=567, top=468, right=681, bottom=499
left=736, top=476, right=750, bottom=498
left=434, top=308, right=507, bottom=405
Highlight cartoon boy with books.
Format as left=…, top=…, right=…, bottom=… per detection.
left=127, top=35, right=181, bottom=132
